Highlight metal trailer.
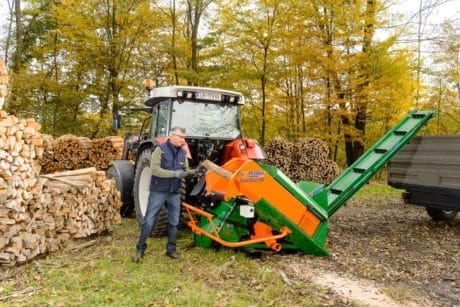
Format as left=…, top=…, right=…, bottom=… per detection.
left=388, top=135, right=460, bottom=221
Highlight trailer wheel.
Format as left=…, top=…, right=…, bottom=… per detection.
left=133, top=148, right=168, bottom=236
left=425, top=207, right=458, bottom=221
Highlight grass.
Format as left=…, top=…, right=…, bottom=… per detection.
left=352, top=181, right=403, bottom=200
left=0, top=217, right=329, bottom=306
left=383, top=287, right=423, bottom=303
left=0, top=182, right=407, bottom=306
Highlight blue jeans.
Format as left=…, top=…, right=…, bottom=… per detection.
left=136, top=190, right=181, bottom=254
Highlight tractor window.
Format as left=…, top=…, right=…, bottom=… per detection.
left=171, top=100, right=241, bottom=139
left=157, top=102, right=169, bottom=137
left=149, top=101, right=170, bottom=137
left=148, top=107, right=158, bottom=137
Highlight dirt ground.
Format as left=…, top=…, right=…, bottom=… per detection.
left=277, top=195, right=459, bottom=306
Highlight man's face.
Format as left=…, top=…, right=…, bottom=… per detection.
left=170, top=131, right=186, bottom=147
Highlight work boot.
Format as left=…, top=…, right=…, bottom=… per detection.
left=165, top=251, right=181, bottom=260
left=131, top=251, right=144, bottom=263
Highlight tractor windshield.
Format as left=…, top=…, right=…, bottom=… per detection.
left=170, top=100, right=241, bottom=139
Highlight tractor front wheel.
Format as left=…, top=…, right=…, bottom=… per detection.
left=133, top=148, right=168, bottom=236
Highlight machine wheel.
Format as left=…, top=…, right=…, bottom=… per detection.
left=133, top=148, right=168, bottom=236
left=107, top=161, right=134, bottom=217
left=426, top=207, right=458, bottom=221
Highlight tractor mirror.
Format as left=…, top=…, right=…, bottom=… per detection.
left=245, top=139, right=256, bottom=148
left=112, top=113, right=122, bottom=130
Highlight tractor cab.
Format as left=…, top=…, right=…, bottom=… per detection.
left=138, top=85, right=263, bottom=167
left=110, top=84, right=264, bottom=221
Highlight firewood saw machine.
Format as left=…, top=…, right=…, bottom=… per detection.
left=109, top=85, right=435, bottom=256
left=182, top=110, right=435, bottom=255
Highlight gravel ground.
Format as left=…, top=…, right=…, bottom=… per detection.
left=279, top=195, right=459, bottom=306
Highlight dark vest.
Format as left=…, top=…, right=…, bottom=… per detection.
left=150, top=141, right=186, bottom=193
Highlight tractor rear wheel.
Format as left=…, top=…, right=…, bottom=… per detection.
left=133, top=148, right=168, bottom=236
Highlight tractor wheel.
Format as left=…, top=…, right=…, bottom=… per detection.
left=133, top=148, right=168, bottom=236
left=107, top=163, right=134, bottom=217
left=425, top=207, right=458, bottom=221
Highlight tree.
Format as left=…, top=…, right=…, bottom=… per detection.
left=213, top=0, right=288, bottom=145
left=8, top=0, right=165, bottom=137
left=424, top=20, right=460, bottom=134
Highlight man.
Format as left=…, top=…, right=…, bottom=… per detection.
left=132, top=127, right=197, bottom=262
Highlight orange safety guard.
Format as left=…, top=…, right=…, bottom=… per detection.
left=204, top=158, right=321, bottom=237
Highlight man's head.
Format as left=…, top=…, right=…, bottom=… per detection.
left=169, top=127, right=186, bottom=147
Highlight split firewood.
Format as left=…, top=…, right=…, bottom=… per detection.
left=0, top=112, right=122, bottom=267
left=202, top=159, right=233, bottom=180
left=54, top=135, right=92, bottom=170
left=88, top=136, right=124, bottom=170
left=264, top=136, right=341, bottom=185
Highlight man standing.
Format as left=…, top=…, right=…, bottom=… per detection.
left=132, top=127, right=196, bottom=262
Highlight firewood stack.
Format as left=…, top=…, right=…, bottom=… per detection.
left=54, top=135, right=93, bottom=170
left=0, top=112, right=121, bottom=266
left=38, top=134, right=58, bottom=173
left=88, top=136, right=124, bottom=170
left=38, top=168, right=121, bottom=239
left=264, top=137, right=293, bottom=175
left=40, top=135, right=124, bottom=173
left=264, top=136, right=341, bottom=185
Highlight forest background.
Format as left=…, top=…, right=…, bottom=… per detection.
left=0, top=0, right=458, bottom=167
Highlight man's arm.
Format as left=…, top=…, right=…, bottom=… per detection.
left=150, top=147, right=176, bottom=178
left=150, top=147, right=192, bottom=178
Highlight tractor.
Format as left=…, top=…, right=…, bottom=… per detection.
left=109, top=83, right=435, bottom=255
left=108, top=85, right=265, bottom=235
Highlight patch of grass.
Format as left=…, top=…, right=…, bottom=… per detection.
left=353, top=181, right=403, bottom=200
left=1, top=218, right=333, bottom=306
left=384, top=286, right=422, bottom=303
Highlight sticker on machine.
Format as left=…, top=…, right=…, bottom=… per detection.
left=239, top=170, right=265, bottom=183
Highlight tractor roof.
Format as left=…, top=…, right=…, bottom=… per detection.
left=144, top=85, right=245, bottom=106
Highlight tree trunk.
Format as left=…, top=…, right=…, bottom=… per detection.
left=13, top=0, right=22, bottom=72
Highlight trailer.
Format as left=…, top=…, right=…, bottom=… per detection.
left=387, top=135, right=460, bottom=221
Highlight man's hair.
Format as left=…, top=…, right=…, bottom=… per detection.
left=170, top=127, right=186, bottom=135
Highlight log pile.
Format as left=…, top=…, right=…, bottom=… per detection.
left=264, top=136, right=341, bottom=185
left=54, top=135, right=93, bottom=170
left=0, top=111, right=121, bottom=266
left=89, top=136, right=124, bottom=170
left=39, top=135, right=124, bottom=173
left=38, top=134, right=57, bottom=174
left=263, top=137, right=293, bottom=175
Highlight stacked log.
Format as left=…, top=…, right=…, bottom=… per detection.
left=0, top=112, right=121, bottom=266
left=88, top=136, right=124, bottom=170
left=40, top=135, right=124, bottom=173
left=264, top=137, right=293, bottom=175
left=38, top=134, right=59, bottom=173
left=38, top=168, right=121, bottom=239
left=0, top=111, right=43, bottom=207
left=54, top=135, right=93, bottom=170
left=264, top=136, right=341, bottom=185
left=291, top=137, right=341, bottom=184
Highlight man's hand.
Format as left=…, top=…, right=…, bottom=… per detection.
left=190, top=162, right=208, bottom=177
left=175, top=163, right=207, bottom=180
left=173, top=170, right=186, bottom=179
